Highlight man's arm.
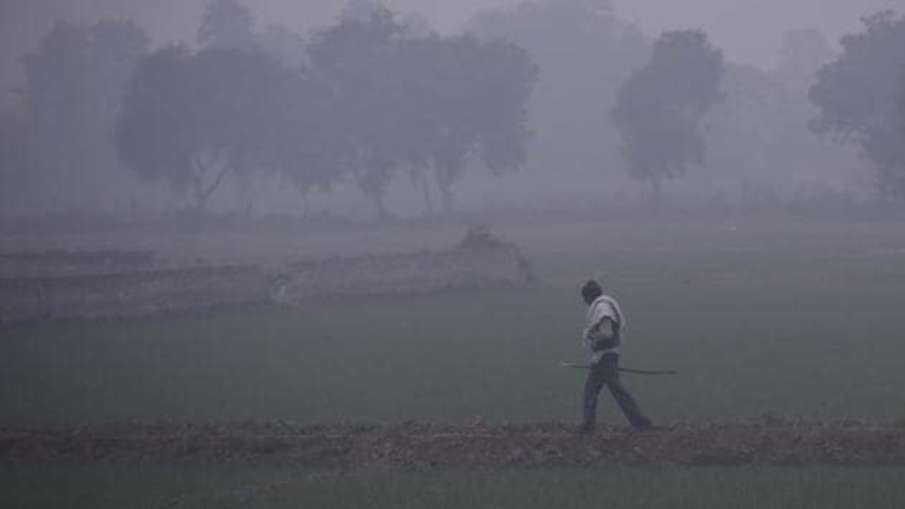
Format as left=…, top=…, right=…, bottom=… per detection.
left=586, top=317, right=619, bottom=352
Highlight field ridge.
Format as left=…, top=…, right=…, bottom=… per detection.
left=3, top=421, right=905, bottom=468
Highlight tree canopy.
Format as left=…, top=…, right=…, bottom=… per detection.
left=198, top=0, right=257, bottom=50
left=810, top=11, right=905, bottom=201
left=21, top=19, right=149, bottom=212
left=467, top=0, right=649, bottom=186
left=115, top=46, right=286, bottom=212
left=612, top=30, right=724, bottom=198
left=112, top=2, right=538, bottom=218
left=307, top=5, right=538, bottom=216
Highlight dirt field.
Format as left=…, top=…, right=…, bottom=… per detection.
left=3, top=421, right=905, bottom=468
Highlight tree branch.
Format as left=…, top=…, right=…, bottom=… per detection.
left=201, top=164, right=230, bottom=202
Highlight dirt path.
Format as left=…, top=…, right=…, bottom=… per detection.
left=3, top=421, right=905, bottom=468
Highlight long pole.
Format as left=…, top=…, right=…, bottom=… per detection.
left=559, top=361, right=677, bottom=375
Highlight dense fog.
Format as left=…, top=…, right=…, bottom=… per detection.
left=3, top=0, right=905, bottom=226
left=7, top=6, right=905, bottom=501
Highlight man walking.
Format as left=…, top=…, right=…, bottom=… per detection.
left=578, top=280, right=652, bottom=434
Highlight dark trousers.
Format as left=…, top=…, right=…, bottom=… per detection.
left=581, top=354, right=651, bottom=430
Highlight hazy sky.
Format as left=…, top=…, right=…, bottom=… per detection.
left=2, top=0, right=905, bottom=107
left=615, top=0, right=905, bottom=67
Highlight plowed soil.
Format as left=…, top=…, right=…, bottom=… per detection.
left=3, top=421, right=905, bottom=468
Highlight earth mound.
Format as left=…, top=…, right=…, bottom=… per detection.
left=0, top=227, right=534, bottom=323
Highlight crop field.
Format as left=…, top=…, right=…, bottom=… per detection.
left=3, top=219, right=905, bottom=507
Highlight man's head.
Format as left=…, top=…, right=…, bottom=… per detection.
left=581, top=280, right=603, bottom=306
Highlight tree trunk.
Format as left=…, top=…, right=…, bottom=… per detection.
left=649, top=176, right=663, bottom=211
left=434, top=164, right=457, bottom=216
left=299, top=192, right=311, bottom=220
left=130, top=194, right=138, bottom=223
left=373, top=191, right=389, bottom=221
left=191, top=185, right=211, bottom=216
left=189, top=154, right=230, bottom=217
left=439, top=184, right=455, bottom=216
left=238, top=174, right=255, bottom=219
left=420, top=174, right=434, bottom=217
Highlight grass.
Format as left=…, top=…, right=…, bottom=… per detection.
left=4, top=464, right=905, bottom=509
left=3, top=280, right=904, bottom=426
left=4, top=221, right=905, bottom=426
left=3, top=219, right=905, bottom=507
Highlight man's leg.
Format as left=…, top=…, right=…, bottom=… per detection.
left=580, top=360, right=607, bottom=433
left=601, top=355, right=652, bottom=430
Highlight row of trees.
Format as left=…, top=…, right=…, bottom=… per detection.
left=4, top=0, right=905, bottom=221
left=1, top=0, right=537, bottom=219
left=465, top=0, right=858, bottom=207
left=118, top=1, right=538, bottom=217
left=4, top=19, right=151, bottom=215
left=466, top=0, right=648, bottom=192
left=597, top=7, right=905, bottom=204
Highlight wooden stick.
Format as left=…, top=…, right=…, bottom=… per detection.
left=559, top=361, right=677, bottom=375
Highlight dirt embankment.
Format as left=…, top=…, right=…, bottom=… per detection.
left=0, top=249, right=158, bottom=277
left=3, top=421, right=904, bottom=468
left=0, top=229, right=535, bottom=323
left=273, top=230, right=535, bottom=305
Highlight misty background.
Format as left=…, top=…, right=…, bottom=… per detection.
left=3, top=0, right=905, bottom=225
left=6, top=0, right=905, bottom=73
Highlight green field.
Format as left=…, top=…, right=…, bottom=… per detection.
left=5, top=464, right=905, bottom=509
left=3, top=220, right=905, bottom=507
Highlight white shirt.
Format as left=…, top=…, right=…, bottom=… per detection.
left=583, top=294, right=626, bottom=363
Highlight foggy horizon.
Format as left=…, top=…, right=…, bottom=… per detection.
left=6, top=2, right=905, bottom=506
left=2, top=0, right=905, bottom=221
left=4, top=0, right=905, bottom=99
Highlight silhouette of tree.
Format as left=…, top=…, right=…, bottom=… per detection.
left=467, top=0, right=648, bottom=189
left=404, top=35, right=538, bottom=214
left=309, top=4, right=538, bottom=217
left=259, top=69, right=346, bottom=215
left=307, top=5, right=408, bottom=218
left=257, top=24, right=307, bottom=68
left=900, top=75, right=905, bottom=140
left=198, top=0, right=256, bottom=50
left=22, top=19, right=149, bottom=211
left=0, top=107, right=34, bottom=214
left=115, top=46, right=283, bottom=213
left=810, top=11, right=905, bottom=201
left=612, top=30, right=724, bottom=200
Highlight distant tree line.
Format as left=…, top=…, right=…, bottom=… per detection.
left=469, top=1, right=905, bottom=207
left=4, top=0, right=905, bottom=223
left=1, top=0, right=538, bottom=220
left=9, top=19, right=150, bottom=215
left=118, top=1, right=538, bottom=217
